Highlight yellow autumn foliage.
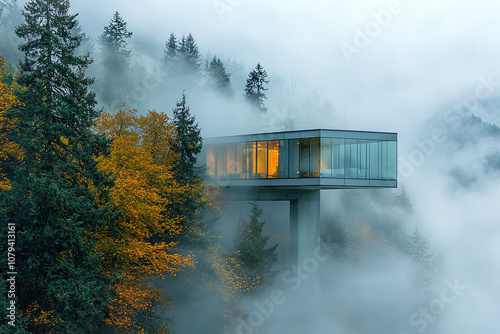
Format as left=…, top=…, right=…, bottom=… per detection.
left=0, top=55, right=22, bottom=192
left=94, top=106, right=194, bottom=333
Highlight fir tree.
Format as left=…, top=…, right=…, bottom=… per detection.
left=1, top=0, right=114, bottom=332
left=407, top=227, right=434, bottom=290
left=71, top=21, right=94, bottom=59
left=172, top=91, right=202, bottom=182
left=168, top=92, right=204, bottom=242
left=98, top=11, right=133, bottom=107
left=245, top=63, right=269, bottom=113
left=396, top=185, right=414, bottom=214
left=162, top=33, right=179, bottom=76
left=205, top=55, right=232, bottom=96
left=178, top=33, right=201, bottom=80
left=232, top=202, right=279, bottom=292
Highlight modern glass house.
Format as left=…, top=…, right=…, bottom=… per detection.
left=198, top=129, right=397, bottom=189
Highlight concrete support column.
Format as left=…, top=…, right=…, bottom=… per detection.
left=289, top=190, right=321, bottom=302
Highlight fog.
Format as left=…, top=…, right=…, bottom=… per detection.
left=3, top=0, right=500, bottom=333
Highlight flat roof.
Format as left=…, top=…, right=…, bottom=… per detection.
left=204, top=128, right=397, bottom=144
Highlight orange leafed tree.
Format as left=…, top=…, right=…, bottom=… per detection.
left=0, top=55, right=22, bottom=193
left=94, top=106, right=193, bottom=333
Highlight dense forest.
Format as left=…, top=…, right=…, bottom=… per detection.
left=1, top=1, right=500, bottom=334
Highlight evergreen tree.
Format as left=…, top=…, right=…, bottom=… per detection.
left=71, top=21, right=94, bottom=59
left=1, top=1, right=115, bottom=332
left=162, top=33, right=179, bottom=76
left=245, top=63, right=269, bottom=113
left=0, top=0, right=23, bottom=64
left=168, top=92, right=205, bottom=242
left=407, top=227, right=434, bottom=290
left=231, top=202, right=279, bottom=292
left=172, top=91, right=202, bottom=182
left=396, top=185, right=414, bottom=214
left=178, top=33, right=201, bottom=80
left=205, top=55, right=232, bottom=96
left=98, top=11, right=133, bottom=107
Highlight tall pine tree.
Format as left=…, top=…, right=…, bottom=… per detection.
left=162, top=33, right=179, bottom=76
left=178, top=33, right=201, bottom=81
left=1, top=1, right=115, bottom=332
left=205, top=55, right=232, bottom=96
left=231, top=202, right=279, bottom=293
left=98, top=11, right=133, bottom=107
left=407, top=227, right=435, bottom=291
left=245, top=63, right=269, bottom=114
left=172, top=91, right=202, bottom=183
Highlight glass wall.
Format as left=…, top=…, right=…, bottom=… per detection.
left=289, top=139, right=300, bottom=178
left=310, top=138, right=321, bottom=178
left=204, top=137, right=396, bottom=181
left=278, top=140, right=288, bottom=178
left=268, top=140, right=280, bottom=179
left=300, top=138, right=310, bottom=177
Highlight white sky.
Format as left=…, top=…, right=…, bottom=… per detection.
left=12, top=1, right=500, bottom=331
left=58, top=0, right=500, bottom=127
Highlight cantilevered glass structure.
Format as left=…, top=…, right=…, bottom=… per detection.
left=199, top=129, right=397, bottom=189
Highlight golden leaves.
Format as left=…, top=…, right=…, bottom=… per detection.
left=0, top=55, right=22, bottom=192
left=94, top=105, right=194, bottom=332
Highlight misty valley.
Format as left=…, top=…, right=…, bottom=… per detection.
left=1, top=1, right=500, bottom=334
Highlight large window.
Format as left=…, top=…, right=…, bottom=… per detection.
left=289, top=139, right=300, bottom=178
left=235, top=142, right=246, bottom=178
left=369, top=141, right=381, bottom=179
left=268, top=140, right=279, bottom=179
left=216, top=144, right=226, bottom=177
left=320, top=138, right=333, bottom=177
left=226, top=143, right=236, bottom=176
left=310, top=138, right=321, bottom=178
left=332, top=139, right=345, bottom=177
left=247, top=141, right=256, bottom=178
left=203, top=136, right=396, bottom=181
left=345, top=139, right=358, bottom=178
left=358, top=140, right=369, bottom=179
left=279, top=140, right=288, bottom=178
left=257, top=141, right=268, bottom=178
left=300, top=138, right=310, bottom=177
left=207, top=146, right=216, bottom=176
left=382, top=140, right=397, bottom=180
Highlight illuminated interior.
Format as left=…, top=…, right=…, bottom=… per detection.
left=203, top=135, right=397, bottom=181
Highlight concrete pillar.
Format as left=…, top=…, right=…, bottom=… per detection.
left=289, top=190, right=321, bottom=303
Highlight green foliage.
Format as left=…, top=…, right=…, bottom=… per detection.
left=245, top=63, right=269, bottom=114
left=1, top=0, right=115, bottom=331
left=396, top=186, right=414, bottom=214
left=172, top=92, right=202, bottom=182
left=231, top=202, right=279, bottom=293
left=99, top=11, right=133, bottom=65
left=98, top=11, right=133, bottom=107
left=179, top=33, right=201, bottom=78
left=162, top=32, right=201, bottom=83
left=205, top=56, right=232, bottom=96
left=407, top=227, right=435, bottom=290
left=162, top=33, right=179, bottom=75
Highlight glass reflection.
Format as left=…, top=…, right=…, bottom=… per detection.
left=203, top=137, right=396, bottom=181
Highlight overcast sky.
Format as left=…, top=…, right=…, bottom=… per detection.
left=10, top=1, right=500, bottom=332
left=53, top=0, right=500, bottom=131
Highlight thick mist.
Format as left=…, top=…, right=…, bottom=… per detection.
left=2, top=1, right=500, bottom=333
